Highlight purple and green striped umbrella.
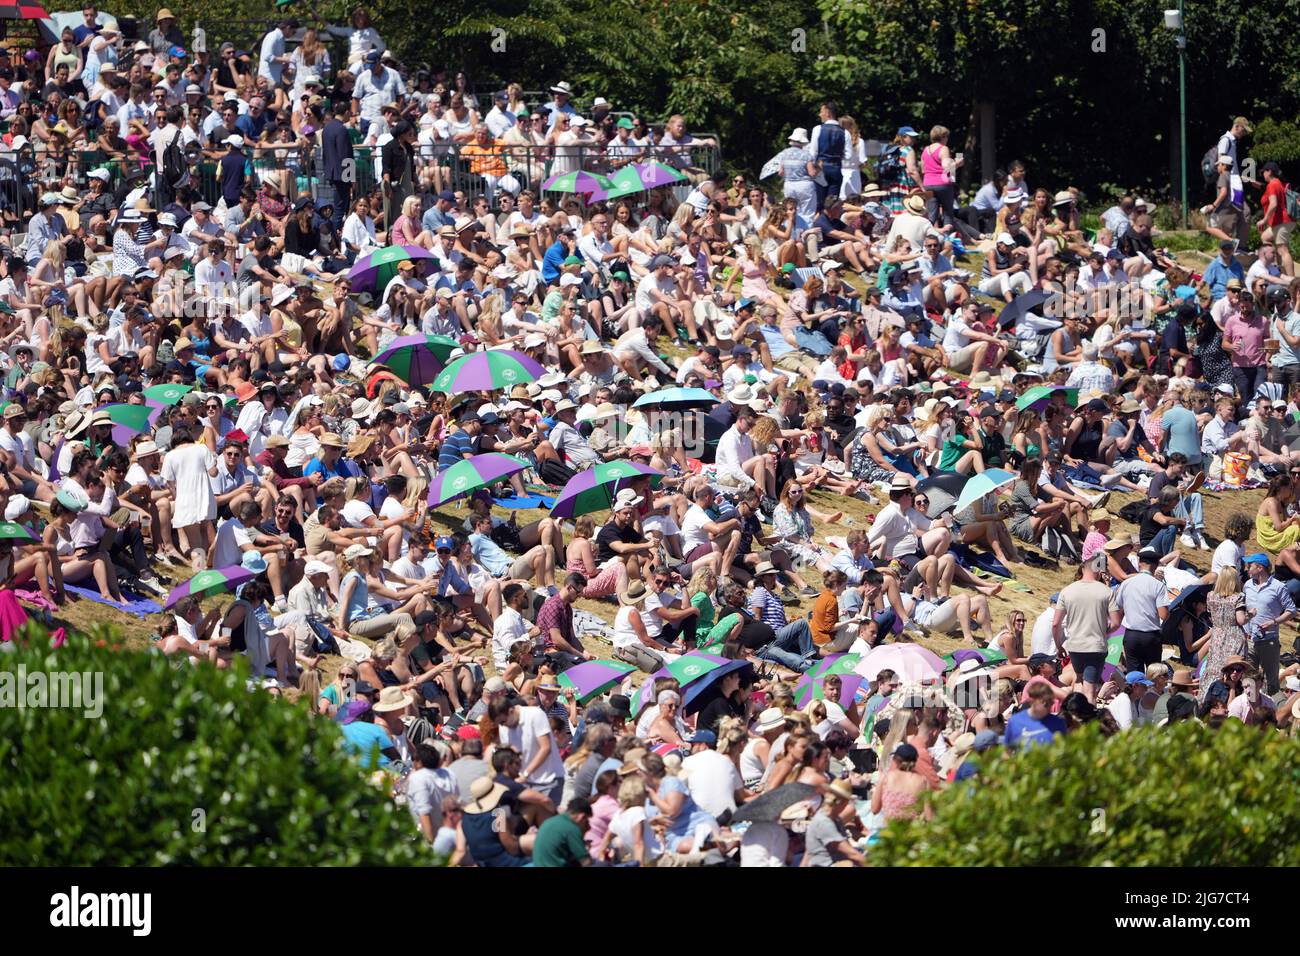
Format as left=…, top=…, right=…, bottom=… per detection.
left=541, top=170, right=614, bottom=195
left=634, top=160, right=687, bottom=188
left=162, top=565, right=256, bottom=610
left=346, top=244, right=437, bottom=293
left=557, top=659, right=637, bottom=704
left=142, top=383, right=193, bottom=406
left=794, top=672, right=865, bottom=709
left=103, top=401, right=165, bottom=446
left=632, top=650, right=731, bottom=717
left=372, top=334, right=461, bottom=389
left=428, top=453, right=529, bottom=506
left=807, top=652, right=861, bottom=679
left=587, top=165, right=657, bottom=202
left=549, top=460, right=664, bottom=519
left=943, top=648, right=1008, bottom=671
left=429, top=349, right=545, bottom=395
left=0, top=520, right=35, bottom=541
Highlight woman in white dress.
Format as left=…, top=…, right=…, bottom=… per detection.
left=159, top=426, right=218, bottom=564
left=341, top=196, right=383, bottom=260
left=839, top=116, right=870, bottom=199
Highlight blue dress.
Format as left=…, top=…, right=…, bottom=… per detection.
left=655, top=776, right=716, bottom=851
left=461, top=809, right=528, bottom=867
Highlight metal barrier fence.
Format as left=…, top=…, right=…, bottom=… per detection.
left=0, top=135, right=723, bottom=227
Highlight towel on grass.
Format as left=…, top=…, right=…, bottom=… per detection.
left=64, top=584, right=161, bottom=617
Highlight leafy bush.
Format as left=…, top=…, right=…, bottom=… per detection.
left=871, top=722, right=1300, bottom=866
left=0, top=625, right=424, bottom=865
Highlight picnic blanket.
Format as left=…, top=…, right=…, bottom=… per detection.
left=493, top=494, right=556, bottom=510
left=950, top=542, right=1011, bottom=579
left=64, top=584, right=161, bottom=617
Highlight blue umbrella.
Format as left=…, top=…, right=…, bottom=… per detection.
left=952, top=468, right=1017, bottom=515
left=631, top=387, right=719, bottom=412
left=1161, top=583, right=1210, bottom=642
left=682, top=658, right=754, bottom=715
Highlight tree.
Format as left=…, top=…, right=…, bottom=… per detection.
left=871, top=722, right=1300, bottom=866
left=0, top=624, right=425, bottom=865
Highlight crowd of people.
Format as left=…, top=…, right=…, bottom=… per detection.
left=3, top=8, right=1300, bottom=867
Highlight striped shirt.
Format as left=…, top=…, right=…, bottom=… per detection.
left=749, top=586, right=789, bottom=630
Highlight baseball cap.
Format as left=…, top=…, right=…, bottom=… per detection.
left=1123, top=670, right=1154, bottom=688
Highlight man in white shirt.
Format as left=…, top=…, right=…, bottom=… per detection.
left=679, top=484, right=742, bottom=578
left=715, top=408, right=775, bottom=499
left=484, top=90, right=515, bottom=138
left=492, top=582, right=538, bottom=670
left=352, top=51, right=405, bottom=129
left=257, top=18, right=294, bottom=86
left=193, top=239, right=234, bottom=296
left=941, top=301, right=1002, bottom=373
left=501, top=702, right=567, bottom=801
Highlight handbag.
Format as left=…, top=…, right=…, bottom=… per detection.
left=614, top=642, right=666, bottom=674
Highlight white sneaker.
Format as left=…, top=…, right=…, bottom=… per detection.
left=1099, top=473, right=1123, bottom=487
left=1089, top=491, right=1111, bottom=509
left=1180, top=533, right=1196, bottom=549
left=1195, top=531, right=1212, bottom=551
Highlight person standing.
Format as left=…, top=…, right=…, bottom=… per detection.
left=1223, top=290, right=1269, bottom=400
left=321, top=101, right=355, bottom=230
left=1053, top=552, right=1112, bottom=702
left=257, top=17, right=297, bottom=88
left=809, top=101, right=848, bottom=209
left=1242, top=552, right=1294, bottom=696
left=381, top=119, right=416, bottom=229
left=1257, top=162, right=1295, bottom=277
left=777, top=128, right=818, bottom=225
left=1109, top=547, right=1165, bottom=671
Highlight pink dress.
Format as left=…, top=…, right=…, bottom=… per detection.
left=586, top=793, right=620, bottom=849
left=391, top=215, right=419, bottom=246
left=741, top=257, right=781, bottom=308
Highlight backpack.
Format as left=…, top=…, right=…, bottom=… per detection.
left=876, top=144, right=904, bottom=182
left=1201, top=144, right=1220, bottom=186
left=82, top=98, right=104, bottom=133
left=161, top=130, right=188, bottom=187
left=1285, top=185, right=1300, bottom=222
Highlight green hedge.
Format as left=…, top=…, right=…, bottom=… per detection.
left=872, top=722, right=1300, bottom=866
left=0, top=625, right=423, bottom=865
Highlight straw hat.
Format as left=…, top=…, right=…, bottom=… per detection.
left=130, top=440, right=160, bottom=459
left=904, top=193, right=927, bottom=214
left=463, top=776, right=509, bottom=812
left=617, top=747, right=649, bottom=776
left=373, top=686, right=415, bottom=713
left=318, top=432, right=344, bottom=448
left=1089, top=508, right=1113, bottom=524
left=825, top=778, right=855, bottom=802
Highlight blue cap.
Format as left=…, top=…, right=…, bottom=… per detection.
left=434, top=536, right=455, bottom=552
left=687, top=729, right=717, bottom=746
left=1244, top=553, right=1271, bottom=566
left=168, top=45, right=187, bottom=58
left=1175, top=284, right=1197, bottom=301
left=437, top=190, right=456, bottom=203
left=897, top=126, right=918, bottom=137
left=732, top=343, right=752, bottom=356
left=1124, top=670, right=1154, bottom=687
left=366, top=50, right=381, bottom=63
left=332, top=353, right=350, bottom=371
left=971, top=729, right=1000, bottom=752
left=734, top=297, right=756, bottom=312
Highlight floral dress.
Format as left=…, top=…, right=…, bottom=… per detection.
left=1198, top=592, right=1249, bottom=703
left=771, top=503, right=823, bottom=569
left=885, top=145, right=917, bottom=216
left=1196, top=317, right=1233, bottom=388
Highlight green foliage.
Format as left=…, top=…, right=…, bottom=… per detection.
left=1244, top=118, right=1300, bottom=171
left=0, top=623, right=424, bottom=866
left=871, top=722, right=1300, bottom=866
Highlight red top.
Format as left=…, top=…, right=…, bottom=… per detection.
left=1264, top=178, right=1292, bottom=226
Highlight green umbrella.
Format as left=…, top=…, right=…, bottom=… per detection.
left=101, top=403, right=154, bottom=434
left=0, top=521, right=35, bottom=541
left=808, top=653, right=861, bottom=678
left=143, top=383, right=194, bottom=406
left=1014, top=384, right=1078, bottom=412
left=595, top=165, right=654, bottom=201
left=1107, top=629, right=1124, bottom=666
left=549, top=460, right=664, bottom=519
left=372, top=334, right=461, bottom=389
left=428, top=349, right=546, bottom=395
left=665, top=653, right=727, bottom=686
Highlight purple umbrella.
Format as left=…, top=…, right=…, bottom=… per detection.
left=549, top=460, right=664, bottom=519
left=634, top=160, right=687, bottom=188
left=557, top=660, right=637, bottom=703
left=794, top=672, right=865, bottom=709
left=632, top=650, right=732, bottom=716
left=347, top=244, right=438, bottom=293
left=372, top=334, right=461, bottom=389
left=428, top=453, right=529, bottom=506
left=162, top=565, right=256, bottom=610
left=428, top=349, right=546, bottom=395
left=110, top=399, right=166, bottom=447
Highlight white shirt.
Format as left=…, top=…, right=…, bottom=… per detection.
left=1108, top=692, right=1136, bottom=731
left=211, top=516, right=252, bottom=569
left=485, top=105, right=515, bottom=138
left=501, top=705, right=565, bottom=788
left=492, top=606, right=530, bottom=670
left=1030, top=606, right=1058, bottom=657
left=257, top=27, right=286, bottom=85
left=680, top=503, right=714, bottom=554
left=1212, top=539, right=1244, bottom=576
left=194, top=257, right=233, bottom=295
left=715, top=425, right=756, bottom=489
left=0, top=427, right=35, bottom=472
left=681, top=750, right=742, bottom=818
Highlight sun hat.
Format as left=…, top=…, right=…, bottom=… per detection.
left=613, top=487, right=643, bottom=509
left=537, top=676, right=563, bottom=692
left=240, top=551, right=268, bottom=574
left=373, top=686, right=415, bottom=713
left=1089, top=508, right=1112, bottom=523
left=726, top=384, right=755, bottom=405
left=889, top=473, right=914, bottom=492
left=753, top=707, right=786, bottom=734
left=1052, top=190, right=1074, bottom=206
left=616, top=747, right=649, bottom=776
left=318, top=432, right=344, bottom=448
left=464, top=776, right=509, bottom=812
left=1221, top=655, right=1253, bottom=673
left=788, top=127, right=809, bottom=145
left=552, top=398, right=578, bottom=414
left=343, top=543, right=374, bottom=561
left=130, top=440, right=161, bottom=460
left=1170, top=669, right=1197, bottom=689
left=55, top=489, right=87, bottom=512
left=903, top=193, right=926, bottom=214
left=3, top=494, right=31, bottom=520
left=753, top=560, right=779, bottom=577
